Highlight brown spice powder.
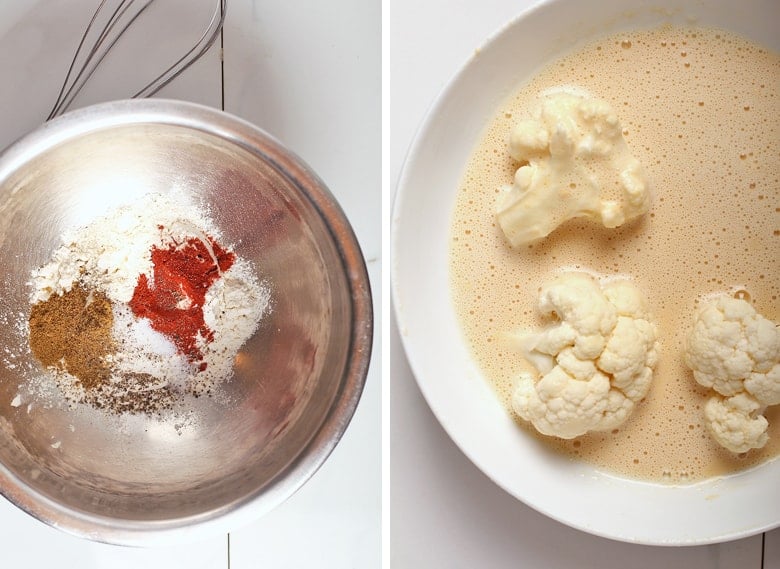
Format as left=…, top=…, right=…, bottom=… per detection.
left=29, top=284, right=115, bottom=389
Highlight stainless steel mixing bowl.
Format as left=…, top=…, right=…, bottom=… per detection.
left=0, top=100, right=373, bottom=545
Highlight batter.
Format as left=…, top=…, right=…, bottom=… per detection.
left=450, top=26, right=779, bottom=482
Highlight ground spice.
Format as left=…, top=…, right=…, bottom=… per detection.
left=28, top=283, right=114, bottom=390
left=129, top=234, right=235, bottom=369
left=81, top=372, right=175, bottom=414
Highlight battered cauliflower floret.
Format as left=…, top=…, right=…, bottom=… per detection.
left=684, top=296, right=780, bottom=453
left=496, top=92, right=650, bottom=247
left=511, top=272, right=658, bottom=439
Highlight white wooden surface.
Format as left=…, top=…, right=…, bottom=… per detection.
left=1, top=0, right=777, bottom=567
left=0, top=0, right=380, bottom=567
left=389, top=0, right=778, bottom=567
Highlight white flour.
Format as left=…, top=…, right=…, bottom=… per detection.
left=30, top=192, right=218, bottom=304
left=197, top=257, right=271, bottom=393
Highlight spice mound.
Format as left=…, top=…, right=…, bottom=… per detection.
left=28, top=193, right=270, bottom=414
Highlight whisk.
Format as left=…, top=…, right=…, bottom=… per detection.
left=47, top=0, right=226, bottom=121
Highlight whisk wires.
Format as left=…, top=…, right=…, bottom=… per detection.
left=47, top=0, right=226, bottom=121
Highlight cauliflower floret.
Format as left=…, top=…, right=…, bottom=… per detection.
left=684, top=296, right=780, bottom=452
left=511, top=272, right=658, bottom=439
left=496, top=92, right=650, bottom=247
left=704, top=393, right=769, bottom=453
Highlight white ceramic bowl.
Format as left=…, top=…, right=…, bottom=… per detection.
left=392, top=0, right=779, bottom=545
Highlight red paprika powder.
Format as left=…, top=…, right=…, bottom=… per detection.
left=130, top=234, right=235, bottom=370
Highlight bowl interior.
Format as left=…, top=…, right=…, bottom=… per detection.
left=0, top=107, right=359, bottom=532
left=392, top=0, right=779, bottom=545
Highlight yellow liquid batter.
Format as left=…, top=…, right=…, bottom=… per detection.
left=449, top=26, right=779, bottom=483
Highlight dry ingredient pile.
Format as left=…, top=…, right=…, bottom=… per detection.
left=27, top=192, right=270, bottom=414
